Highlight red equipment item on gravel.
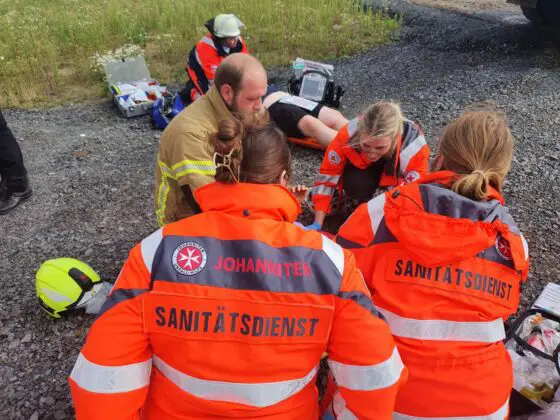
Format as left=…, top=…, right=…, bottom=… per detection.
left=287, top=136, right=326, bottom=151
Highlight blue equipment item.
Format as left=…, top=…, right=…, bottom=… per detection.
left=152, top=93, right=186, bottom=130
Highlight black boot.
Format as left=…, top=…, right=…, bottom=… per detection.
left=0, top=185, right=32, bottom=215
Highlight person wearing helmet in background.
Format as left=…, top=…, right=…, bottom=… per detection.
left=69, top=113, right=407, bottom=420
left=334, top=110, right=529, bottom=419
left=179, top=14, right=249, bottom=106
left=305, top=101, right=429, bottom=231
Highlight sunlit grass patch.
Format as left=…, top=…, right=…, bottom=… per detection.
left=0, top=0, right=399, bottom=107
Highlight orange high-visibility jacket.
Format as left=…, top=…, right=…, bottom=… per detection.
left=69, top=182, right=407, bottom=420
left=186, top=34, right=249, bottom=101
left=311, top=117, right=430, bottom=213
left=335, top=171, right=530, bottom=420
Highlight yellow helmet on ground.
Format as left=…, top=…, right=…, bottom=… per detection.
left=36, top=258, right=103, bottom=318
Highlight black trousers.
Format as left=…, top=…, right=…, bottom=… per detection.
left=342, top=159, right=386, bottom=202
left=0, top=109, right=28, bottom=192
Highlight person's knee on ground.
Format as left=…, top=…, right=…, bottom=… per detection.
left=297, top=115, right=338, bottom=147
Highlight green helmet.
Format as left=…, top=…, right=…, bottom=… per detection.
left=36, top=258, right=103, bottom=318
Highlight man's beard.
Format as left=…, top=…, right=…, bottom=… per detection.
left=225, top=92, right=241, bottom=113
left=226, top=92, right=269, bottom=126
left=229, top=94, right=260, bottom=120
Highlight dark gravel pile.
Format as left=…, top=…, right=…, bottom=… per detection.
left=0, top=1, right=558, bottom=418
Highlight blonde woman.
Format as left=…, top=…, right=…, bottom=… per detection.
left=307, top=101, right=430, bottom=230
left=335, top=111, right=529, bottom=418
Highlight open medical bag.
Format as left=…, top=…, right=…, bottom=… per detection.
left=506, top=306, right=560, bottom=416
left=103, top=56, right=169, bottom=118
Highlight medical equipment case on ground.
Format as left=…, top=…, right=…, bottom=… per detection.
left=103, top=56, right=169, bottom=118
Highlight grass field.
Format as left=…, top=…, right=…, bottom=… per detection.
left=0, top=0, right=399, bottom=108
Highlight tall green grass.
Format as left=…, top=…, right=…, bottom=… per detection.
left=0, top=0, right=398, bottom=107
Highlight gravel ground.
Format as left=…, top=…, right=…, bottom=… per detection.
left=409, top=0, right=520, bottom=12
left=1, top=1, right=559, bottom=418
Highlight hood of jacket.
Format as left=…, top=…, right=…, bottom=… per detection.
left=383, top=171, right=528, bottom=273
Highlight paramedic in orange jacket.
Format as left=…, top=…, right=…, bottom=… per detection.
left=335, top=110, right=529, bottom=419
left=181, top=14, right=249, bottom=104
left=307, top=101, right=429, bottom=230
left=69, top=114, right=407, bottom=420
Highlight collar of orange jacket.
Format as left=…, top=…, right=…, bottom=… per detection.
left=195, top=182, right=301, bottom=222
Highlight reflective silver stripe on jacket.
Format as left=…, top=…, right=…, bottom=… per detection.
left=378, top=307, right=506, bottom=343
left=393, top=398, right=510, bottom=420
left=141, top=228, right=163, bottom=274
left=399, top=134, right=426, bottom=172
left=322, top=235, right=345, bottom=276
left=153, top=356, right=318, bottom=407
left=521, top=233, right=529, bottom=261
left=367, top=192, right=387, bottom=235
left=200, top=35, right=217, bottom=49
left=332, top=391, right=358, bottom=419
left=312, top=184, right=335, bottom=196
left=328, top=347, right=404, bottom=391
left=70, top=353, right=152, bottom=394
left=316, top=174, right=341, bottom=184
left=347, top=117, right=360, bottom=137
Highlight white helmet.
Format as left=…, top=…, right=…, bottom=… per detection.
left=213, top=14, right=245, bottom=38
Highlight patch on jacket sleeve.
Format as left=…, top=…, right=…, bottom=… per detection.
left=403, top=171, right=420, bottom=184
left=328, top=150, right=341, bottom=165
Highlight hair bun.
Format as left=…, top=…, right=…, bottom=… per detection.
left=217, top=119, right=243, bottom=143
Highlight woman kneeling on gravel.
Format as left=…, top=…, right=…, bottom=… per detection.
left=68, top=114, right=407, bottom=419
left=305, top=101, right=430, bottom=231
left=334, top=110, right=529, bottom=419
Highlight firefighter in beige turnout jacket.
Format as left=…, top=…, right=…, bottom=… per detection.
left=155, top=53, right=267, bottom=226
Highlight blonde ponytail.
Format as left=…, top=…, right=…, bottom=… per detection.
left=438, top=111, right=514, bottom=200
left=451, top=169, right=490, bottom=201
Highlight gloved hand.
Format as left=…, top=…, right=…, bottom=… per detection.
left=304, top=221, right=322, bottom=231
left=294, top=221, right=322, bottom=231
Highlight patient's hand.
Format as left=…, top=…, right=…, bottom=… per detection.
left=287, top=185, right=309, bottom=202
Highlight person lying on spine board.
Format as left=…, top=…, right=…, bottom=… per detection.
left=305, top=101, right=430, bottom=231
left=262, top=85, right=348, bottom=148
